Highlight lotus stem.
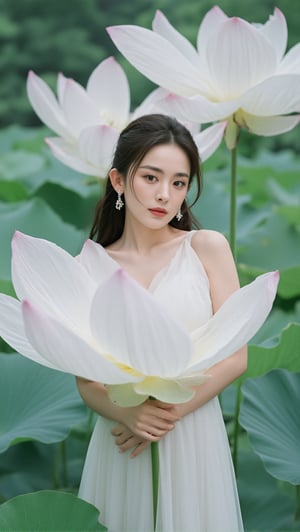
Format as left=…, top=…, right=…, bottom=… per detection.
left=60, top=440, right=68, bottom=487
left=151, top=440, right=159, bottom=528
left=229, top=144, right=240, bottom=473
left=229, top=146, right=237, bottom=261
left=295, top=484, right=300, bottom=521
left=232, top=383, right=242, bottom=473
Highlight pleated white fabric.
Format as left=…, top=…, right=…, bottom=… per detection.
left=78, top=231, right=244, bottom=531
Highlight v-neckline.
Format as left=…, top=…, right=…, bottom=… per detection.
left=103, top=231, right=194, bottom=291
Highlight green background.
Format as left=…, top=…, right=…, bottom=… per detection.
left=0, top=0, right=299, bottom=529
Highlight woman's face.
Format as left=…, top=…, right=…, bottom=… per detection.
left=123, top=143, right=190, bottom=228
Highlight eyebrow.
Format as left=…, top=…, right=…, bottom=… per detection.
left=139, top=165, right=189, bottom=179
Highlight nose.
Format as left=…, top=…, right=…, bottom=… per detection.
left=155, top=184, right=169, bottom=202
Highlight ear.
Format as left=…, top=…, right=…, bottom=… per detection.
left=109, top=168, right=125, bottom=193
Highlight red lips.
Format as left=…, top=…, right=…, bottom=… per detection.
left=149, top=208, right=167, bottom=217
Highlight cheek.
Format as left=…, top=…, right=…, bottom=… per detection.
left=130, top=180, right=149, bottom=202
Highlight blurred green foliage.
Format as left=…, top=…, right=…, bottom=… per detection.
left=0, top=0, right=299, bottom=153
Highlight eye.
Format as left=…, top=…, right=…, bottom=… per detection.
left=143, top=174, right=158, bottom=183
left=174, top=180, right=187, bottom=188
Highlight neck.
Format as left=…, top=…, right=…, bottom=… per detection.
left=116, top=217, right=179, bottom=253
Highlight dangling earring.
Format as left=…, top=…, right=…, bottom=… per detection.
left=115, top=191, right=124, bottom=211
left=176, top=207, right=183, bottom=221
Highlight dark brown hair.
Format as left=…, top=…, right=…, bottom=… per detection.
left=89, top=114, right=202, bottom=246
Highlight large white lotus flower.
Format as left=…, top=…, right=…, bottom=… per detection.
left=27, top=57, right=226, bottom=177
left=107, top=7, right=300, bottom=147
left=0, top=233, right=278, bottom=406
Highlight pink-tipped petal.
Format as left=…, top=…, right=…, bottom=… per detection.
left=206, top=17, right=276, bottom=100
left=197, top=6, right=228, bottom=60
left=153, top=10, right=200, bottom=67
left=26, top=71, right=70, bottom=139
left=0, top=294, right=57, bottom=369
left=90, top=268, right=194, bottom=377
left=12, top=232, right=95, bottom=331
left=22, top=299, right=136, bottom=384
left=107, top=25, right=208, bottom=96
left=62, top=79, right=100, bottom=135
left=87, top=57, right=130, bottom=128
left=189, top=271, right=279, bottom=373
left=259, top=8, right=287, bottom=63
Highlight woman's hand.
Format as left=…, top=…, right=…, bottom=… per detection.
left=111, top=399, right=181, bottom=457
left=111, top=423, right=150, bottom=458
left=122, top=398, right=180, bottom=440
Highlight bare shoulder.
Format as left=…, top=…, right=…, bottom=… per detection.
left=190, top=229, right=239, bottom=293
left=191, top=229, right=231, bottom=259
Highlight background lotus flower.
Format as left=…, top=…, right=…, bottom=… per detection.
left=107, top=7, right=300, bottom=144
left=0, top=232, right=278, bottom=408
left=27, top=57, right=129, bottom=178
left=107, top=7, right=300, bottom=259
left=27, top=57, right=226, bottom=179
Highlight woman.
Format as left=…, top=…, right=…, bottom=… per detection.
left=77, top=114, right=246, bottom=531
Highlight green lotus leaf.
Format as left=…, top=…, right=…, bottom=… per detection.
left=0, top=490, right=106, bottom=530
left=0, top=197, right=85, bottom=281
left=240, top=369, right=300, bottom=484
left=0, top=353, right=88, bottom=453
left=238, top=449, right=296, bottom=531
left=238, top=210, right=300, bottom=271
left=238, top=323, right=300, bottom=384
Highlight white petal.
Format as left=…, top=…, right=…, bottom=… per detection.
left=62, top=79, right=100, bottom=135
left=107, top=25, right=208, bottom=96
left=193, top=122, right=226, bottom=162
left=206, top=18, right=277, bottom=100
left=242, top=113, right=300, bottom=136
left=278, top=43, right=300, bottom=74
left=131, top=87, right=170, bottom=119
left=57, top=72, right=67, bottom=105
left=78, top=125, right=119, bottom=175
left=197, top=6, right=228, bottom=61
left=78, top=240, right=119, bottom=284
left=257, top=8, right=287, bottom=63
left=0, top=294, right=57, bottom=369
left=106, top=383, right=146, bottom=407
left=241, top=74, right=300, bottom=114
left=22, top=300, right=134, bottom=384
left=46, top=137, right=105, bottom=178
left=178, top=372, right=210, bottom=387
left=12, top=232, right=95, bottom=333
left=134, top=377, right=195, bottom=404
left=26, top=71, right=71, bottom=139
left=189, top=271, right=279, bottom=373
left=153, top=10, right=200, bottom=68
left=90, top=269, right=193, bottom=377
left=159, top=93, right=238, bottom=123
left=86, top=57, right=130, bottom=129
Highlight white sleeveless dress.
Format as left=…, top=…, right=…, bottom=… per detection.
left=78, top=231, right=244, bottom=532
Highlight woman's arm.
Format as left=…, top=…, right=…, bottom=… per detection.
left=76, top=378, right=179, bottom=453
left=174, top=229, right=247, bottom=418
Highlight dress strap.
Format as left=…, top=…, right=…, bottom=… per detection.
left=185, top=230, right=198, bottom=243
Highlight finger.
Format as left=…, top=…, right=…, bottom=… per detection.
left=146, top=407, right=180, bottom=423
left=139, top=418, right=176, bottom=433
left=115, top=432, right=133, bottom=446
left=118, top=436, right=141, bottom=453
left=111, top=423, right=125, bottom=436
left=130, top=441, right=151, bottom=458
